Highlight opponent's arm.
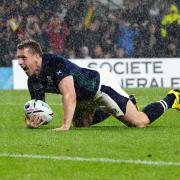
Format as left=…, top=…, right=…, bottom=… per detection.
left=53, top=76, right=76, bottom=131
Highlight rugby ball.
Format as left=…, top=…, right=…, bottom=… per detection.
left=24, top=100, right=53, bottom=123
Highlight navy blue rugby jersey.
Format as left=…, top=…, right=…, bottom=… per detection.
left=28, top=54, right=100, bottom=101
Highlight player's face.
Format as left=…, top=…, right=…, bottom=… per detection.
left=16, top=48, right=40, bottom=76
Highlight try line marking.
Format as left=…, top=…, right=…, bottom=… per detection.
left=0, top=153, right=180, bottom=166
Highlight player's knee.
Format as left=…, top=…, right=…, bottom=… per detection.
left=133, top=112, right=150, bottom=128
left=134, top=122, right=148, bottom=128
left=127, top=120, right=149, bottom=128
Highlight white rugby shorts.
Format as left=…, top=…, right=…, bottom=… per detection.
left=94, top=70, right=129, bottom=117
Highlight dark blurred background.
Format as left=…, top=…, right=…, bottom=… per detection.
left=1, top=0, right=180, bottom=66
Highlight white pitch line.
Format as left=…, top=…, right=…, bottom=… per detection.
left=0, top=153, right=180, bottom=166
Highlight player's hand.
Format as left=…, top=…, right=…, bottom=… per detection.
left=51, top=125, right=70, bottom=131
left=25, top=115, right=44, bottom=128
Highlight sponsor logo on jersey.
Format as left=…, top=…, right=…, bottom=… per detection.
left=56, top=70, right=63, bottom=76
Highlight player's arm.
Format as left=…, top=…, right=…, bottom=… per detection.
left=28, top=76, right=45, bottom=101
left=53, top=75, right=76, bottom=131
left=25, top=77, right=45, bottom=128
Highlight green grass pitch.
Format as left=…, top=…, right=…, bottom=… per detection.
left=0, top=89, right=180, bottom=180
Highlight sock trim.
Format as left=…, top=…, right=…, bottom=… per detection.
left=158, top=100, right=168, bottom=112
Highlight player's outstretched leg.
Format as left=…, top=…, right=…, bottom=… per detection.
left=119, top=100, right=150, bottom=128
left=119, top=89, right=178, bottom=128
left=142, top=89, right=178, bottom=124
left=91, top=94, right=137, bottom=126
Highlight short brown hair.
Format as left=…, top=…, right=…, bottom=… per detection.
left=17, top=39, right=43, bottom=56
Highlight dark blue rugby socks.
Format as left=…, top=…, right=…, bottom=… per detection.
left=142, top=93, right=176, bottom=123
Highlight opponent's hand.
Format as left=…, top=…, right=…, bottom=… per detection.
left=25, top=115, right=44, bottom=129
